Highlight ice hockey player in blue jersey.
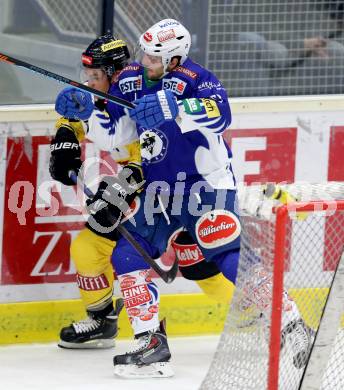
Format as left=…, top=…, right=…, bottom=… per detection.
left=55, top=18, right=313, bottom=378
left=50, top=33, right=234, bottom=352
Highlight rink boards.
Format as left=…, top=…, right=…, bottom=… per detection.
left=0, top=96, right=343, bottom=343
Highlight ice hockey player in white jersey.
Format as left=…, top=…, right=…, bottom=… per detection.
left=50, top=34, right=132, bottom=349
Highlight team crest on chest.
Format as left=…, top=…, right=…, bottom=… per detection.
left=140, top=129, right=168, bottom=165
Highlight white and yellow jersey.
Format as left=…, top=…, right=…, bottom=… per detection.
left=54, top=117, right=141, bottom=166
left=86, top=107, right=138, bottom=153
left=107, top=140, right=141, bottom=166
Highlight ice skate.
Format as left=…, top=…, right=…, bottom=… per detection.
left=283, top=318, right=314, bottom=369
left=113, top=319, right=174, bottom=378
left=58, top=298, right=124, bottom=349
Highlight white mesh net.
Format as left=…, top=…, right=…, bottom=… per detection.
left=207, top=0, right=344, bottom=97
left=201, top=183, right=344, bottom=390
left=117, top=0, right=182, bottom=33
left=36, top=0, right=99, bottom=35
left=32, top=0, right=344, bottom=97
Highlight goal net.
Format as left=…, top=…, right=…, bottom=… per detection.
left=201, top=183, right=344, bottom=390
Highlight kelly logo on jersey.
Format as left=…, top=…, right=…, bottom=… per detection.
left=162, top=77, right=187, bottom=95
left=172, top=241, right=205, bottom=267
left=119, top=75, right=142, bottom=94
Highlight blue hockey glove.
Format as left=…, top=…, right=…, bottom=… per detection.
left=129, top=90, right=179, bottom=128
left=55, top=87, right=94, bottom=120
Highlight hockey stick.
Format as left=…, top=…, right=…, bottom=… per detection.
left=69, top=171, right=178, bottom=284
left=0, top=52, right=135, bottom=109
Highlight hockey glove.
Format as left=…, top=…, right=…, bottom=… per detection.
left=55, top=87, right=94, bottom=120
left=129, top=90, right=178, bottom=128
left=85, top=180, right=122, bottom=240
left=49, top=125, right=82, bottom=186
left=86, top=164, right=144, bottom=239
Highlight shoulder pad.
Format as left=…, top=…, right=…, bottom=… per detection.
left=55, top=117, right=85, bottom=142
left=171, top=65, right=199, bottom=81
left=117, top=63, right=143, bottom=79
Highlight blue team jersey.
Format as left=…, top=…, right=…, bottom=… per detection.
left=87, top=58, right=235, bottom=193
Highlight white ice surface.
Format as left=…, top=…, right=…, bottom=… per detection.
left=0, top=335, right=219, bottom=390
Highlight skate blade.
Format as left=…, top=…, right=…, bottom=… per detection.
left=58, top=338, right=115, bottom=349
left=114, top=362, right=174, bottom=378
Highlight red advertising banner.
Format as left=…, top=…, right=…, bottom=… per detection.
left=2, top=136, right=119, bottom=285
left=224, top=127, right=297, bottom=184
left=324, top=126, right=344, bottom=271
left=3, top=136, right=83, bottom=284
left=328, top=126, right=344, bottom=182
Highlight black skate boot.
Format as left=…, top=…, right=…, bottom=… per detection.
left=283, top=318, right=314, bottom=369
left=58, top=298, right=124, bottom=349
left=113, top=319, right=174, bottom=378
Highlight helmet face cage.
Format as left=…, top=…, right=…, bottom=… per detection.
left=134, top=45, right=164, bottom=71
left=79, top=66, right=109, bottom=84
left=81, top=34, right=130, bottom=79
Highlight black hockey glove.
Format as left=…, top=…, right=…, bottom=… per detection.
left=86, top=164, right=144, bottom=240
left=49, top=125, right=82, bottom=186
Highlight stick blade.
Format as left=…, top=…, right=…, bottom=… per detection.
left=161, top=258, right=179, bottom=284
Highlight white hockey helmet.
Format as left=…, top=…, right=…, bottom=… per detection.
left=138, top=19, right=191, bottom=72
